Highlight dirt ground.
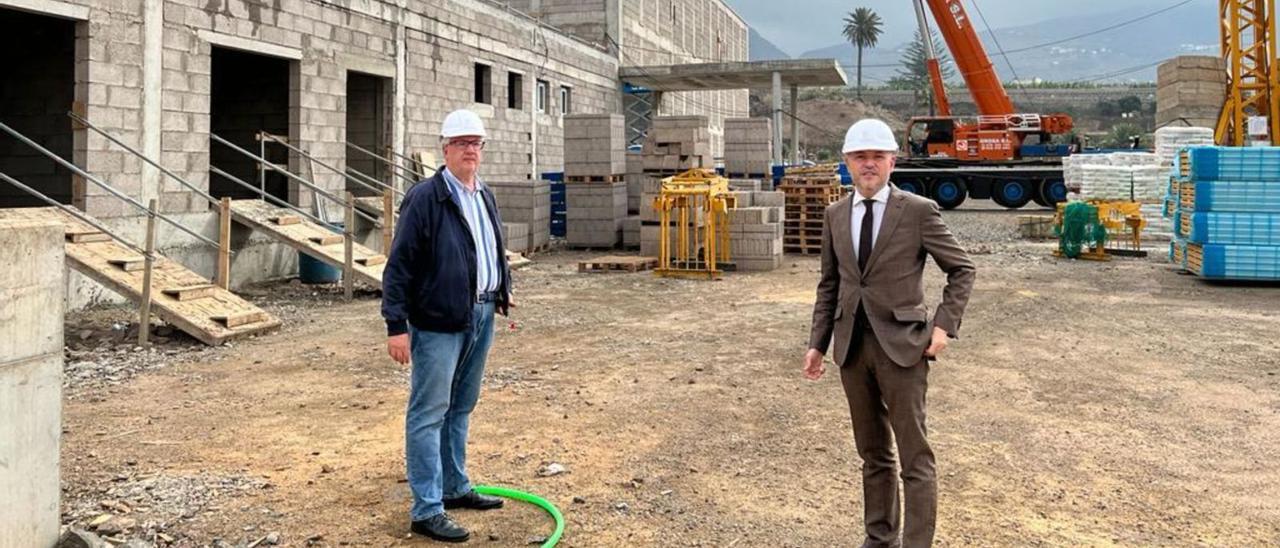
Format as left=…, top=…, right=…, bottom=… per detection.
left=60, top=205, right=1280, bottom=547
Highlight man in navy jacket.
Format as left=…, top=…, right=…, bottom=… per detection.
left=382, top=109, right=511, bottom=543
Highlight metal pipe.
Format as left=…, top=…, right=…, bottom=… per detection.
left=0, top=171, right=156, bottom=260
left=210, top=133, right=381, bottom=225
left=259, top=132, right=403, bottom=198
left=68, top=111, right=219, bottom=208
left=346, top=140, right=424, bottom=183
left=0, top=120, right=222, bottom=250
left=209, top=166, right=331, bottom=228
left=385, top=146, right=434, bottom=176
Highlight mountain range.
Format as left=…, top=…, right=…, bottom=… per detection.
left=746, top=1, right=1218, bottom=84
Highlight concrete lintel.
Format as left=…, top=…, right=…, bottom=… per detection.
left=197, top=29, right=303, bottom=61
left=0, top=0, right=89, bottom=20
left=339, top=52, right=396, bottom=79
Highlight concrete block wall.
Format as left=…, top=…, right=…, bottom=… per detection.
left=0, top=220, right=64, bottom=547
left=3, top=0, right=619, bottom=308
left=641, top=115, right=712, bottom=171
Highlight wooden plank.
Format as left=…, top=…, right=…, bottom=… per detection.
left=344, top=192, right=355, bottom=301
left=227, top=199, right=386, bottom=288
left=213, top=310, right=269, bottom=328
left=162, top=284, right=216, bottom=301
left=357, top=255, right=386, bottom=266
left=0, top=207, right=281, bottom=346
left=217, top=197, right=231, bottom=290
left=271, top=214, right=301, bottom=225
left=139, top=199, right=157, bottom=347
left=308, top=234, right=343, bottom=246
left=67, top=231, right=111, bottom=243
left=108, top=257, right=146, bottom=272
left=578, top=255, right=659, bottom=273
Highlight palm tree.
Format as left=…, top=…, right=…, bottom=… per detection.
left=842, top=7, right=884, bottom=101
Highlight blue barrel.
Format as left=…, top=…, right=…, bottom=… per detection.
left=299, top=222, right=343, bottom=284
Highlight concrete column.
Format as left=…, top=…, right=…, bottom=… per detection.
left=393, top=11, right=407, bottom=191
left=790, top=84, right=799, bottom=164
left=605, top=0, right=622, bottom=54
left=771, top=71, right=782, bottom=166
left=141, top=0, right=164, bottom=206
left=0, top=221, right=65, bottom=547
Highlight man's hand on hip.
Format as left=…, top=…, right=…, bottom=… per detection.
left=803, top=348, right=826, bottom=380
left=387, top=333, right=410, bottom=364
left=923, top=326, right=949, bottom=359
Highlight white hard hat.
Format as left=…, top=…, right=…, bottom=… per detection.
left=441, top=109, right=487, bottom=139
left=842, top=119, right=898, bottom=153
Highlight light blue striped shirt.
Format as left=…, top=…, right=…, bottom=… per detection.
left=442, top=167, right=500, bottom=295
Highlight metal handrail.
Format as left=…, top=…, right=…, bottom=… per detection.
left=0, top=171, right=156, bottom=260
left=68, top=111, right=220, bottom=208
left=209, top=133, right=381, bottom=226
left=384, top=145, right=436, bottom=177
left=258, top=132, right=403, bottom=198
left=209, top=165, right=332, bottom=229
left=0, top=120, right=222, bottom=251
left=345, top=140, right=425, bottom=184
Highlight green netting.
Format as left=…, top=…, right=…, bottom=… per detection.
left=1056, top=201, right=1108, bottom=258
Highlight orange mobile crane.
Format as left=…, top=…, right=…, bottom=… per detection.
left=891, top=0, right=1076, bottom=209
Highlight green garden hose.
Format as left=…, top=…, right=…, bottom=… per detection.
left=474, top=485, right=564, bottom=547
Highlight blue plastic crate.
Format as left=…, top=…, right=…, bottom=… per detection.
left=1191, top=243, right=1280, bottom=280
left=1184, top=211, right=1280, bottom=245
left=1177, top=146, right=1280, bottom=181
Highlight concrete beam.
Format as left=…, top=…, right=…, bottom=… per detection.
left=0, top=0, right=89, bottom=20
left=196, top=29, right=303, bottom=60
left=620, top=59, right=847, bottom=92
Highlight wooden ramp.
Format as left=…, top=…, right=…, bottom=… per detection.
left=0, top=207, right=281, bottom=345
left=228, top=199, right=387, bottom=288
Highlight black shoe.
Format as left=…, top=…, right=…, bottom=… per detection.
left=443, top=489, right=505, bottom=510
left=410, top=513, right=469, bottom=543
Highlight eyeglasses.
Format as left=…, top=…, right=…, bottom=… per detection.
left=447, top=139, right=486, bottom=150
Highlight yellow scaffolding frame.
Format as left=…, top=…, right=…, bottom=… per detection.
left=653, top=168, right=736, bottom=280
left=1217, top=0, right=1280, bottom=145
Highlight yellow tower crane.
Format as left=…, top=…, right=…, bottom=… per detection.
left=1216, top=0, right=1280, bottom=145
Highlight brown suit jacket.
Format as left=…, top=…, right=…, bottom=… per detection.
left=808, top=185, right=976, bottom=367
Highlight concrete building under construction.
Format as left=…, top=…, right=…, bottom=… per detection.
left=0, top=0, right=749, bottom=305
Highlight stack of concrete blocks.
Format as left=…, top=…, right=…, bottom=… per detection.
left=724, top=117, right=773, bottom=177
left=1156, top=56, right=1227, bottom=130
left=501, top=222, right=529, bottom=254
left=728, top=186, right=786, bottom=271
left=564, top=114, right=627, bottom=248
left=563, top=114, right=627, bottom=179
left=0, top=220, right=64, bottom=547
left=623, top=151, right=644, bottom=249
left=642, top=116, right=712, bottom=172
left=488, top=180, right=551, bottom=253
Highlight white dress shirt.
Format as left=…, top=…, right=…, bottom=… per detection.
left=850, top=183, right=891, bottom=259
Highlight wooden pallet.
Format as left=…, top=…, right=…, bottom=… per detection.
left=565, top=174, right=624, bottom=183
left=578, top=255, right=658, bottom=273
left=0, top=207, right=281, bottom=345
left=228, top=199, right=387, bottom=288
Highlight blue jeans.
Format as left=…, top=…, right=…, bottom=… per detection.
left=406, top=301, right=495, bottom=520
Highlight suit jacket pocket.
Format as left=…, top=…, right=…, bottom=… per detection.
left=892, top=306, right=928, bottom=324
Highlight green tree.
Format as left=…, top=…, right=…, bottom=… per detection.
left=891, top=28, right=955, bottom=114
left=1117, top=95, right=1142, bottom=114
left=842, top=7, right=884, bottom=101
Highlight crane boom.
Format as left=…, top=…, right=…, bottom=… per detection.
left=923, top=0, right=1014, bottom=116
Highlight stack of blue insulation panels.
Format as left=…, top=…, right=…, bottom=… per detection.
left=1166, top=146, right=1280, bottom=280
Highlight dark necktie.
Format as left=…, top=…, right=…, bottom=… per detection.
left=858, top=199, right=875, bottom=272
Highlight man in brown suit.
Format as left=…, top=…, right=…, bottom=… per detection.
left=804, top=119, right=975, bottom=548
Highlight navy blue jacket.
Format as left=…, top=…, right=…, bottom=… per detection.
left=381, top=169, right=511, bottom=336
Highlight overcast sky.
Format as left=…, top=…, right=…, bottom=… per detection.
left=725, top=0, right=1199, bottom=55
